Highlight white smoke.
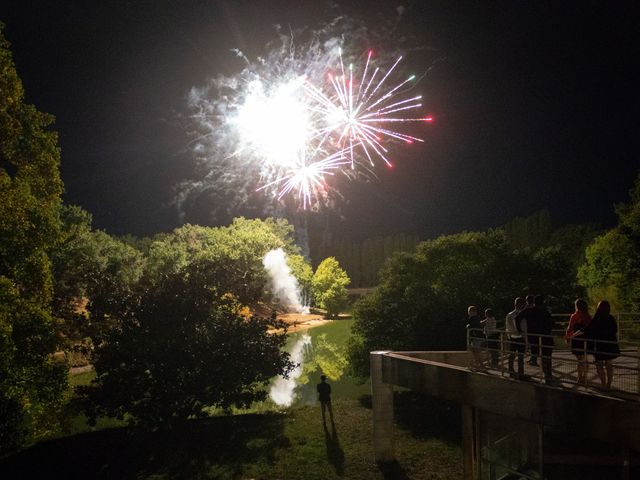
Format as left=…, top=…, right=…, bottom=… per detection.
left=270, top=334, right=312, bottom=406
left=263, top=248, right=305, bottom=313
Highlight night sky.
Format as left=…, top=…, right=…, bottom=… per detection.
left=1, top=1, right=639, bottom=239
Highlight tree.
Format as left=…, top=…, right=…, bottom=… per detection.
left=579, top=172, right=640, bottom=310
left=82, top=266, right=294, bottom=427
left=347, top=230, right=546, bottom=378
left=287, top=253, right=313, bottom=306
left=0, top=24, right=66, bottom=452
left=146, top=218, right=298, bottom=307
left=312, top=257, right=350, bottom=318
left=50, top=205, right=146, bottom=346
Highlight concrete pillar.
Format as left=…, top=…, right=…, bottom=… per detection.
left=371, top=351, right=394, bottom=462
left=462, top=404, right=476, bottom=480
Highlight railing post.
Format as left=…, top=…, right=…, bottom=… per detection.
left=582, top=336, right=588, bottom=385
left=618, top=313, right=623, bottom=342
left=538, top=335, right=543, bottom=378
left=636, top=346, right=640, bottom=395
left=500, top=332, right=506, bottom=377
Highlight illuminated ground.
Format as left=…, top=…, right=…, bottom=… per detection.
left=276, top=312, right=332, bottom=332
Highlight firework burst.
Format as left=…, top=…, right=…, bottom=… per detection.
left=304, top=49, right=433, bottom=169
left=257, top=147, right=351, bottom=209
left=184, top=19, right=433, bottom=213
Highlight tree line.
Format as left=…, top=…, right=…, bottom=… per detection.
left=310, top=233, right=420, bottom=287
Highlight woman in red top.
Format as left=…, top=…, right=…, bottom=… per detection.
left=565, top=298, right=592, bottom=385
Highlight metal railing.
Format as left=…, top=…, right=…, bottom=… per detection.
left=552, top=313, right=640, bottom=343
left=466, top=327, right=640, bottom=398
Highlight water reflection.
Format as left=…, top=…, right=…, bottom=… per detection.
left=269, top=334, right=311, bottom=406
left=298, top=333, right=348, bottom=385
left=269, top=326, right=351, bottom=407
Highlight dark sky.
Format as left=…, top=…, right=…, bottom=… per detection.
left=1, top=1, right=639, bottom=239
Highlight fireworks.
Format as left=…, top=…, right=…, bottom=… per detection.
left=305, top=49, right=433, bottom=168
left=187, top=28, right=433, bottom=211
left=257, top=147, right=350, bottom=209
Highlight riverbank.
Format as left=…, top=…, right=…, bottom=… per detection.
left=269, top=312, right=334, bottom=334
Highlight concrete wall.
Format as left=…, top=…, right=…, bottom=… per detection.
left=371, top=351, right=640, bottom=454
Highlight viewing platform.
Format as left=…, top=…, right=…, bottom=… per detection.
left=370, top=326, right=640, bottom=480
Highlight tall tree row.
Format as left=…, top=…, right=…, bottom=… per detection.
left=311, top=233, right=419, bottom=287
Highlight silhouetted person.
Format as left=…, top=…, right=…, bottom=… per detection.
left=505, top=297, right=526, bottom=378
left=589, top=300, right=620, bottom=389
left=518, top=295, right=555, bottom=384
left=317, top=375, right=334, bottom=429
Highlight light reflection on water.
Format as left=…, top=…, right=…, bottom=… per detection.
left=269, top=334, right=312, bottom=406
left=269, top=321, right=357, bottom=407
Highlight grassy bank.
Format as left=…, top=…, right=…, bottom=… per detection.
left=1, top=393, right=461, bottom=480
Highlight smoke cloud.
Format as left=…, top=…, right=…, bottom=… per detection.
left=263, top=248, right=305, bottom=313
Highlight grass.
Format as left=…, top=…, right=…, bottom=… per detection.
left=1, top=392, right=461, bottom=480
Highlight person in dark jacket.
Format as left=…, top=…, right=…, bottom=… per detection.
left=589, top=300, right=620, bottom=389
left=317, top=375, right=334, bottom=428
left=517, top=295, right=556, bottom=384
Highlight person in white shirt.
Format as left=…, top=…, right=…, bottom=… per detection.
left=505, top=297, right=527, bottom=378
left=481, top=308, right=499, bottom=368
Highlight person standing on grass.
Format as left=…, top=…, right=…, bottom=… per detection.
left=317, top=375, right=335, bottom=429
left=589, top=300, right=620, bottom=389
left=565, top=298, right=592, bottom=385
left=505, top=297, right=527, bottom=378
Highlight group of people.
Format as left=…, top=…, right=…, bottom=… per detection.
left=467, top=295, right=621, bottom=389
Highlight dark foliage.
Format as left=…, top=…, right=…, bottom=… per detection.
left=0, top=413, right=287, bottom=480
left=80, top=266, right=295, bottom=427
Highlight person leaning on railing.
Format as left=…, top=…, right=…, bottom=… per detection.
left=564, top=299, right=592, bottom=385
left=589, top=300, right=621, bottom=389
